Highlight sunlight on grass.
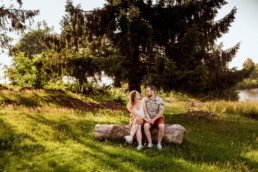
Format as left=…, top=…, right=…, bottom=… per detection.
left=164, top=101, right=188, bottom=115
left=204, top=101, right=258, bottom=119
left=173, top=158, right=228, bottom=172
left=242, top=150, right=258, bottom=163
left=1, top=88, right=258, bottom=171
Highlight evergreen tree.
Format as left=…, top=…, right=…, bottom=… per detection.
left=43, top=0, right=125, bottom=90
left=45, top=0, right=252, bottom=98
left=0, top=0, right=39, bottom=50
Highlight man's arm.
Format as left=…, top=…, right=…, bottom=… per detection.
left=153, top=98, right=164, bottom=122
left=152, top=109, right=163, bottom=122
left=143, top=98, right=152, bottom=123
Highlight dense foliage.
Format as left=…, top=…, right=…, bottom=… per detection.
left=5, top=27, right=60, bottom=88
left=42, top=0, right=251, bottom=99
left=237, top=58, right=258, bottom=89
left=2, top=0, right=252, bottom=99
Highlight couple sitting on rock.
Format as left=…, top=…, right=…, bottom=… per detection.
left=124, top=85, right=165, bottom=151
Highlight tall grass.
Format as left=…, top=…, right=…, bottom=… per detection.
left=204, top=101, right=258, bottom=119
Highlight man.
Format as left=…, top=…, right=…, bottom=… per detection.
left=143, top=85, right=165, bottom=150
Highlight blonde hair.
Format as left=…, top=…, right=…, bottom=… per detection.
left=128, top=90, right=137, bottom=108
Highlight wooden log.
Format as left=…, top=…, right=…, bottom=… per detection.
left=94, top=124, right=186, bottom=144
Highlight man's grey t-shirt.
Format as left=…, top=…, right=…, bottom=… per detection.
left=143, top=96, right=164, bottom=119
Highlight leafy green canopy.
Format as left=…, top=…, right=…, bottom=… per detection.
left=44, top=0, right=252, bottom=99
left=5, top=27, right=61, bottom=88
left=239, top=58, right=258, bottom=89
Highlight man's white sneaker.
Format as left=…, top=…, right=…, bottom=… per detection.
left=147, top=143, right=153, bottom=148
left=136, top=145, right=143, bottom=150
left=124, top=135, right=133, bottom=144
left=157, top=144, right=162, bottom=150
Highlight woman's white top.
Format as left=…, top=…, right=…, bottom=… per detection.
left=133, top=100, right=145, bottom=118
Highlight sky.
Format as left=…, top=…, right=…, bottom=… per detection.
left=0, top=0, right=258, bottom=82
left=216, top=0, right=258, bottom=68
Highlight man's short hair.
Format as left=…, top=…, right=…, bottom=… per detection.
left=147, top=85, right=157, bottom=95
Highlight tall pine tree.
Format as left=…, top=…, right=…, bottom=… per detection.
left=45, top=0, right=251, bottom=99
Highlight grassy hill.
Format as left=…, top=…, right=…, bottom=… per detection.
left=0, top=86, right=258, bottom=171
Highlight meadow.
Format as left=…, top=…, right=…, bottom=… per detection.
left=0, top=86, right=258, bottom=171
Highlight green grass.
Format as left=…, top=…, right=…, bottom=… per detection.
left=0, top=88, right=258, bottom=171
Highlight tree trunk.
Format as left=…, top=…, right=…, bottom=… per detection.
left=127, top=49, right=143, bottom=93
left=128, top=80, right=141, bottom=93
left=94, top=124, right=186, bottom=144
left=113, top=77, right=122, bottom=88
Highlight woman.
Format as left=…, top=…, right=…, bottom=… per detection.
left=124, top=90, right=146, bottom=150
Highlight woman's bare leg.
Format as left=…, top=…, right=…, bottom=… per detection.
left=136, top=125, right=142, bottom=145
left=130, top=123, right=138, bottom=138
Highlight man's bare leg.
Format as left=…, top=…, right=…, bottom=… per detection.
left=144, top=123, right=152, bottom=146
left=158, top=124, right=165, bottom=144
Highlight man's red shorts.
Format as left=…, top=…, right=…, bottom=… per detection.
left=150, top=117, right=165, bottom=128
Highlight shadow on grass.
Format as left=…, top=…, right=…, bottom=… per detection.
left=4, top=108, right=258, bottom=171
left=26, top=114, right=96, bottom=141
left=19, top=96, right=40, bottom=107
left=0, top=93, right=18, bottom=105
left=24, top=111, right=258, bottom=171
left=24, top=113, right=190, bottom=171
left=164, top=113, right=258, bottom=171
left=0, top=119, right=39, bottom=151
left=1, top=88, right=127, bottom=111
left=0, top=118, right=46, bottom=171
left=32, top=89, right=126, bottom=112
left=24, top=111, right=253, bottom=171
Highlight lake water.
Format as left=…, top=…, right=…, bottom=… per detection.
left=238, top=88, right=258, bottom=102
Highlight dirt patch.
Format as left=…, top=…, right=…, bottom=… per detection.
left=48, top=96, right=127, bottom=112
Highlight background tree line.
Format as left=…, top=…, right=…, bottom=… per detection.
left=2, top=0, right=254, bottom=100
left=237, top=58, right=258, bottom=90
